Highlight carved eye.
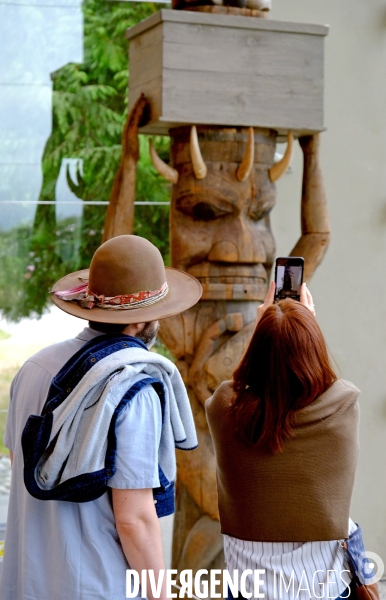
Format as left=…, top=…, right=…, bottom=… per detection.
left=177, top=198, right=231, bottom=221
left=248, top=207, right=272, bottom=222
left=191, top=202, right=228, bottom=221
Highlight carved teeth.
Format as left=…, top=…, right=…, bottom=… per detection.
left=269, top=131, right=294, bottom=182
left=237, top=127, right=255, bottom=182
left=149, top=138, right=179, bottom=184
left=190, top=126, right=208, bottom=180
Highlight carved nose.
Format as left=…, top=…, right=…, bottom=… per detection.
left=208, top=236, right=267, bottom=264
left=208, top=241, right=238, bottom=262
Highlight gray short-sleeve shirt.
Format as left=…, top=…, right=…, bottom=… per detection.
left=0, top=327, right=162, bottom=600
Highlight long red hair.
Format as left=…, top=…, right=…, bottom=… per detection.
left=232, top=299, right=337, bottom=453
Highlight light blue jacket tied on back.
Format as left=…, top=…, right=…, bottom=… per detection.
left=22, top=334, right=198, bottom=515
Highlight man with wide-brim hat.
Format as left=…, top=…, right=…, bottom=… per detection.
left=0, top=235, right=202, bottom=600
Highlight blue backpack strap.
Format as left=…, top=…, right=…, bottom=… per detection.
left=22, top=409, right=109, bottom=502
left=153, top=465, right=174, bottom=518
left=22, top=335, right=149, bottom=502
left=22, top=376, right=166, bottom=504
left=105, top=377, right=165, bottom=470
left=106, top=377, right=174, bottom=518
left=44, top=334, right=148, bottom=413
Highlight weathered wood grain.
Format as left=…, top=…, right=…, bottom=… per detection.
left=129, top=77, right=162, bottom=124
left=126, top=10, right=328, bottom=40
left=127, top=10, right=327, bottom=134
left=102, top=95, right=148, bottom=241
left=185, top=5, right=268, bottom=18
left=162, top=69, right=322, bottom=123
left=156, top=125, right=277, bottom=573
left=105, top=10, right=330, bottom=577
left=155, top=126, right=330, bottom=575
left=129, top=43, right=162, bottom=86
left=290, top=133, right=330, bottom=282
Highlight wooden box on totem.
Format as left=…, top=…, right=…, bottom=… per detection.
left=126, top=10, right=328, bottom=137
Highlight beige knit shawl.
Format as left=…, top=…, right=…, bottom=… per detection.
left=205, top=379, right=360, bottom=542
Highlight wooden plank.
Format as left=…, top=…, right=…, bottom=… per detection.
left=128, top=70, right=323, bottom=133
left=126, top=11, right=163, bottom=41
left=162, top=19, right=326, bottom=46
left=127, top=10, right=327, bottom=134
left=129, top=23, right=163, bottom=86
left=128, top=78, right=163, bottom=121
left=162, top=25, right=323, bottom=79
left=159, top=71, right=323, bottom=116
left=130, top=43, right=162, bottom=86
left=138, top=121, right=322, bottom=138
left=185, top=6, right=269, bottom=19
left=126, top=9, right=329, bottom=41
left=161, top=69, right=323, bottom=131
left=163, top=41, right=323, bottom=81
left=129, top=19, right=163, bottom=50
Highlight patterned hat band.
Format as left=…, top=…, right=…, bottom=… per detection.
left=51, top=281, right=169, bottom=310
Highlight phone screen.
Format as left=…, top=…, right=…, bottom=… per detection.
left=274, top=257, right=304, bottom=301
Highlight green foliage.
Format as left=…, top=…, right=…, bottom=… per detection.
left=0, top=218, right=81, bottom=322
left=1, top=0, right=172, bottom=322
left=44, top=0, right=171, bottom=212
left=42, top=0, right=161, bottom=204
left=44, top=0, right=171, bottom=207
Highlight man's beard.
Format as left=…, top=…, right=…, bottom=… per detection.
left=136, top=321, right=159, bottom=349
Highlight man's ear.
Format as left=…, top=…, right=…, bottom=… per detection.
left=121, top=322, right=145, bottom=336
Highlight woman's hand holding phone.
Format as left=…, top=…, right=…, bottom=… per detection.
left=256, top=280, right=276, bottom=325
left=256, top=281, right=316, bottom=325
left=299, top=283, right=316, bottom=316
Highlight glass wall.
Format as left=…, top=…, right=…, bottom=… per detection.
left=0, top=0, right=83, bottom=220
left=0, top=0, right=171, bottom=527
left=0, top=0, right=170, bottom=323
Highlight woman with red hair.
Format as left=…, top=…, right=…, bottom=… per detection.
left=206, top=282, right=360, bottom=600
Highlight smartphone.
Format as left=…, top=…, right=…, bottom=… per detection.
left=274, top=257, right=304, bottom=302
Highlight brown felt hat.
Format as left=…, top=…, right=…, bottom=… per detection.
left=51, top=235, right=202, bottom=323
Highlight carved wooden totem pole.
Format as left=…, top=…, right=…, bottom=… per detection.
left=104, top=1, right=331, bottom=577
left=154, top=127, right=329, bottom=574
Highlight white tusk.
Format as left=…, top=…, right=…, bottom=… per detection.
left=237, top=127, right=255, bottom=182
left=190, top=126, right=207, bottom=180
left=149, top=138, right=178, bottom=184
left=269, top=131, right=294, bottom=182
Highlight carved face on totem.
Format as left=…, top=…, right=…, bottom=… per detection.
left=169, top=127, right=277, bottom=302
